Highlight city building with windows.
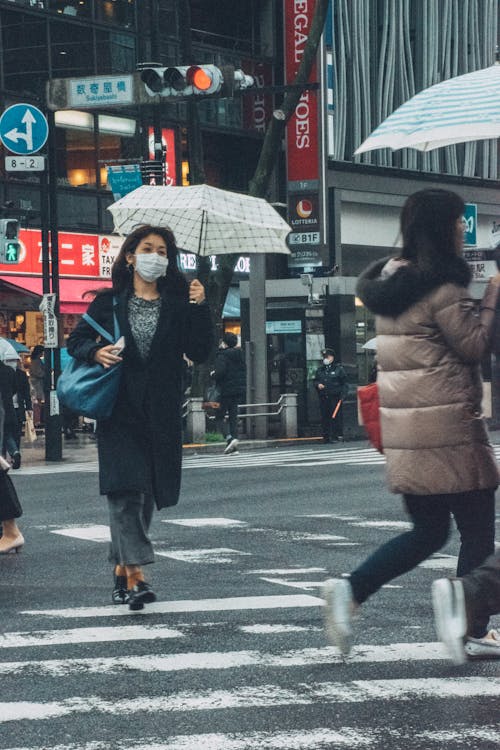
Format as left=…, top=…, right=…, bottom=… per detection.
left=0, top=0, right=274, bottom=342
left=1, top=0, right=499, bottom=436
left=241, top=0, right=500, bottom=437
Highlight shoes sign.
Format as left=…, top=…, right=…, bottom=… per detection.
left=39, top=293, right=58, bottom=349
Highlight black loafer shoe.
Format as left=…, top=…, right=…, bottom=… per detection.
left=12, top=452, right=21, bottom=469
left=112, top=575, right=129, bottom=605
left=128, top=580, right=157, bottom=611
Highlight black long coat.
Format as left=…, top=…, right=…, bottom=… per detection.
left=0, top=362, right=16, bottom=429
left=67, top=288, right=213, bottom=509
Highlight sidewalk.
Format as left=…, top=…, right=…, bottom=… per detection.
left=18, top=433, right=339, bottom=467
left=16, top=429, right=500, bottom=468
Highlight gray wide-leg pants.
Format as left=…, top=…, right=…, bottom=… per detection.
left=107, top=490, right=155, bottom=566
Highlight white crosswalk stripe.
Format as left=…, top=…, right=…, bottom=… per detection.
left=14, top=446, right=385, bottom=475
left=6, top=726, right=500, bottom=750
left=3, top=591, right=500, bottom=749
left=5, top=445, right=500, bottom=747
left=14, top=443, right=500, bottom=476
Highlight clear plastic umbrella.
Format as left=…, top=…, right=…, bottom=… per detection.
left=0, top=339, right=20, bottom=367
left=362, top=337, right=377, bottom=351
left=355, top=64, right=500, bottom=154
left=107, top=184, right=291, bottom=256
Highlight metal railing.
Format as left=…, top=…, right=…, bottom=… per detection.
left=184, top=393, right=298, bottom=444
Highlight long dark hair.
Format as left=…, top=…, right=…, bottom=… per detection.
left=110, top=225, right=189, bottom=298
left=400, top=189, right=465, bottom=276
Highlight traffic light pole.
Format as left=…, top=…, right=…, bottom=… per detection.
left=149, top=0, right=165, bottom=181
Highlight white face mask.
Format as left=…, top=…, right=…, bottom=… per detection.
left=135, top=253, right=169, bottom=282
left=323, top=358, right=332, bottom=365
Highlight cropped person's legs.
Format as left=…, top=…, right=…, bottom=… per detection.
left=461, top=552, right=500, bottom=624
left=451, top=488, right=496, bottom=637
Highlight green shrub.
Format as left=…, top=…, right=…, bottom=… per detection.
left=204, top=432, right=225, bottom=443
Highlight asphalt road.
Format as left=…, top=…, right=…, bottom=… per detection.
left=1, top=443, right=500, bottom=750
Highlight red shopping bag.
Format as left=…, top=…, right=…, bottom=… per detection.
left=357, top=383, right=383, bottom=453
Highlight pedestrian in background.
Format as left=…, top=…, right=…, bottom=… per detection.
left=0, top=357, right=19, bottom=468
left=322, top=188, right=500, bottom=658
left=11, top=357, right=33, bottom=469
left=215, top=332, right=246, bottom=454
left=68, top=225, right=212, bottom=610
left=313, top=348, right=348, bottom=443
left=0, top=360, right=24, bottom=554
left=28, top=345, right=45, bottom=427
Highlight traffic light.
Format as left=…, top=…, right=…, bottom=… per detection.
left=0, top=219, right=20, bottom=264
left=140, top=65, right=254, bottom=99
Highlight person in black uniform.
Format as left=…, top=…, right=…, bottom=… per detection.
left=313, top=348, right=348, bottom=443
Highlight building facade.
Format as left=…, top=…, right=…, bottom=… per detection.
left=0, top=0, right=275, bottom=342
left=242, top=0, right=500, bottom=437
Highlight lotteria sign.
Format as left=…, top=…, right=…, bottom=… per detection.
left=284, top=0, right=319, bottom=184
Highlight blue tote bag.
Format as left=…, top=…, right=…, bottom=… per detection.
left=57, top=304, right=122, bottom=420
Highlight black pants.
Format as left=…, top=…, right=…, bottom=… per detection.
left=216, top=395, right=242, bottom=440
left=462, top=552, right=500, bottom=633
left=318, top=394, right=342, bottom=440
left=349, top=488, right=496, bottom=638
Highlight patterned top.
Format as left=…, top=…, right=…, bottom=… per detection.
left=127, top=294, right=162, bottom=361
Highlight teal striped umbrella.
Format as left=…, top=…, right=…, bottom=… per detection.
left=355, top=64, right=500, bottom=154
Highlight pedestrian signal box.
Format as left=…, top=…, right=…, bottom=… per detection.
left=0, top=219, right=20, bottom=263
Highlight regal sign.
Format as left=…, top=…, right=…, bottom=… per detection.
left=284, top=0, right=323, bottom=270
left=284, top=0, right=319, bottom=186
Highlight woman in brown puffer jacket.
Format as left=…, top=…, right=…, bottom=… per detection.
left=322, top=188, right=500, bottom=657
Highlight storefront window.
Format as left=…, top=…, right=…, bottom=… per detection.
left=53, top=110, right=137, bottom=192
left=55, top=122, right=96, bottom=188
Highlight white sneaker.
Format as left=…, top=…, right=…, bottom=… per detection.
left=224, top=438, right=239, bottom=454
left=465, top=629, right=500, bottom=659
left=322, top=578, right=354, bottom=657
left=431, top=578, right=467, bottom=665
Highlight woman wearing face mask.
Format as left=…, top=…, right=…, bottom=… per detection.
left=67, top=225, right=212, bottom=609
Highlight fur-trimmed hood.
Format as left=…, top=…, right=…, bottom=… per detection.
left=356, top=254, right=472, bottom=317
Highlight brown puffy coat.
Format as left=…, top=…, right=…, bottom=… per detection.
left=357, top=256, right=500, bottom=496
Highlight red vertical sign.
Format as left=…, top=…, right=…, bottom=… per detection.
left=242, top=60, right=274, bottom=134
left=284, top=0, right=319, bottom=183
left=148, top=127, right=178, bottom=185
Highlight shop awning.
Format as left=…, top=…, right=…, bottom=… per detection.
left=0, top=276, right=112, bottom=314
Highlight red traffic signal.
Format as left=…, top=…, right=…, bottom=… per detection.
left=186, top=66, right=221, bottom=93
left=139, top=65, right=254, bottom=98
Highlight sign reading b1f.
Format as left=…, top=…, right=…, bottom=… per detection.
left=0, top=104, right=48, bottom=155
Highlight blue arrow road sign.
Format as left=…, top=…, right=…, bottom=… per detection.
left=0, top=104, right=49, bottom=155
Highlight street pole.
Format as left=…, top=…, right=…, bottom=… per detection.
left=248, top=254, right=268, bottom=439
left=44, top=109, right=62, bottom=460
left=150, top=0, right=164, bottom=179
